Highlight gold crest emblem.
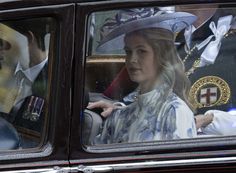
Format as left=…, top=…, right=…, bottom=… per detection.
left=189, top=76, right=231, bottom=109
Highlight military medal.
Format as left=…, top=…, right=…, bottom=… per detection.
left=23, top=96, right=35, bottom=120
left=30, top=97, right=44, bottom=121
left=189, top=76, right=231, bottom=109
left=23, top=96, right=45, bottom=121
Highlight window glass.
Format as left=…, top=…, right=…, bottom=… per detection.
left=84, top=5, right=236, bottom=146
left=0, top=17, right=55, bottom=150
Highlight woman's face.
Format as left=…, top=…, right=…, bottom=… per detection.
left=124, top=33, right=159, bottom=87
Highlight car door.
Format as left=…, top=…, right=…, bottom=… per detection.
left=70, top=0, right=236, bottom=172
left=0, top=1, right=74, bottom=172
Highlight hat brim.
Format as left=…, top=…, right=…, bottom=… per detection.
left=96, top=12, right=197, bottom=53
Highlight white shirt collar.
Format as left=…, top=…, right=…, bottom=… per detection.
left=15, top=57, right=48, bottom=82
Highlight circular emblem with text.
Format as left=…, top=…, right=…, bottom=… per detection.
left=189, top=76, right=231, bottom=109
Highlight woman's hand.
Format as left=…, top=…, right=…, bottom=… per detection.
left=195, top=112, right=214, bottom=129
left=87, top=100, right=116, bottom=118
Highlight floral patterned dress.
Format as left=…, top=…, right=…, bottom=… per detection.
left=93, top=83, right=197, bottom=144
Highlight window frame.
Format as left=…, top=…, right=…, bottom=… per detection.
left=0, top=2, right=74, bottom=169
left=70, top=0, right=236, bottom=171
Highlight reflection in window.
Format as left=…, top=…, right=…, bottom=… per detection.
left=84, top=5, right=236, bottom=146
left=0, top=17, right=55, bottom=149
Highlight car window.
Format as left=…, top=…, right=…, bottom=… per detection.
left=0, top=17, right=56, bottom=150
left=83, top=4, right=236, bottom=147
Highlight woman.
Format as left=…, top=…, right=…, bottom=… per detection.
left=88, top=8, right=197, bottom=144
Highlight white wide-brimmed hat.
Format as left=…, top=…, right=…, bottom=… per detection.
left=96, top=7, right=197, bottom=53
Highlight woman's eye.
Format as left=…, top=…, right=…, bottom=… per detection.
left=137, top=49, right=147, bottom=54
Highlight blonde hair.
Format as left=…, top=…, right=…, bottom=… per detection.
left=125, top=28, right=193, bottom=110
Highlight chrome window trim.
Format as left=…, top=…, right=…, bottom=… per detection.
left=76, top=156, right=236, bottom=172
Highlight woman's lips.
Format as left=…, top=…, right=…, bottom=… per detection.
left=128, top=67, right=141, bottom=73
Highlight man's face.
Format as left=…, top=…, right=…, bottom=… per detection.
left=0, top=23, right=29, bottom=69
left=0, top=23, right=31, bottom=88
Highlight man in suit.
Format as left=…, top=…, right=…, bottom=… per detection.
left=0, top=18, right=53, bottom=146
